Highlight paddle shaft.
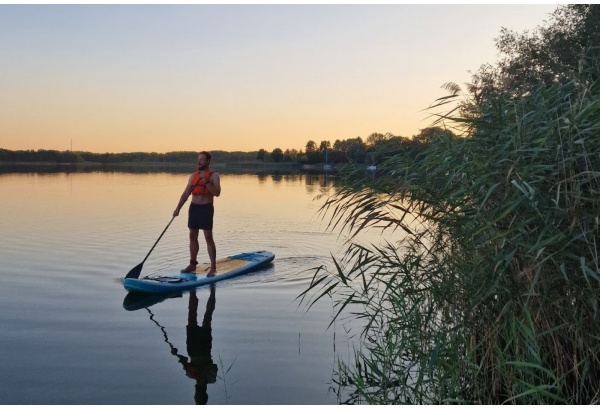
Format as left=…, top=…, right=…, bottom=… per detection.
left=140, top=172, right=209, bottom=264
left=126, top=170, right=206, bottom=278
left=140, top=215, right=176, bottom=265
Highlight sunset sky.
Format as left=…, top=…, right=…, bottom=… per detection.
left=1, top=4, right=559, bottom=154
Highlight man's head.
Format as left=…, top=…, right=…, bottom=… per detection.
left=197, top=151, right=211, bottom=170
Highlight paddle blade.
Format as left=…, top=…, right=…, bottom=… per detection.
left=125, top=262, right=144, bottom=279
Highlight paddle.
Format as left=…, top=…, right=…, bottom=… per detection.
left=125, top=170, right=207, bottom=280
left=125, top=216, right=176, bottom=279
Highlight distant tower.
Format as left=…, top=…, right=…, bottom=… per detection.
left=70, top=139, right=73, bottom=152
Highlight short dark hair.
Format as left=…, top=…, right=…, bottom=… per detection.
left=199, top=151, right=211, bottom=161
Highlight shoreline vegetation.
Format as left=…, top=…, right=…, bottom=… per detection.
left=0, top=159, right=305, bottom=168
left=0, top=125, right=448, bottom=170
left=302, top=5, right=600, bottom=404
left=0, top=159, right=331, bottom=175
left=0, top=160, right=316, bottom=178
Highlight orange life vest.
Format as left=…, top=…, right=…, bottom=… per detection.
left=191, top=169, right=215, bottom=196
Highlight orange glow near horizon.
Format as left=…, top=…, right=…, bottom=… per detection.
left=0, top=4, right=558, bottom=154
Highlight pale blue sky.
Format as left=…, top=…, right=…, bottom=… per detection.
left=0, top=4, right=559, bottom=153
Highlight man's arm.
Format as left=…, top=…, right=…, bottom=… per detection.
left=205, top=172, right=221, bottom=197
left=173, top=175, right=194, bottom=216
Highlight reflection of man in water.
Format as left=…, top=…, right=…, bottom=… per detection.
left=171, top=285, right=218, bottom=405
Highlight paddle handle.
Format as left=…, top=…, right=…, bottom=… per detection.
left=141, top=216, right=176, bottom=264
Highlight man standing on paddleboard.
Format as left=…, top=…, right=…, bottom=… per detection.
left=173, top=151, right=221, bottom=276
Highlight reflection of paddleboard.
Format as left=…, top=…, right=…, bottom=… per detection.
left=123, top=291, right=183, bottom=311
left=123, top=250, right=274, bottom=294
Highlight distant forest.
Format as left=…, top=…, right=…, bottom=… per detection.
left=0, top=127, right=454, bottom=165
left=0, top=148, right=256, bottom=165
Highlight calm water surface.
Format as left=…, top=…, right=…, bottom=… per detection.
left=0, top=167, right=363, bottom=405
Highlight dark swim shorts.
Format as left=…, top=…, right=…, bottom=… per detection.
left=188, top=203, right=214, bottom=230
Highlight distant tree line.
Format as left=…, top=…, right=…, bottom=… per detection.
left=257, top=127, right=457, bottom=165
left=0, top=149, right=258, bottom=165
left=0, top=128, right=456, bottom=166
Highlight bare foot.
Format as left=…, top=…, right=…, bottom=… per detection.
left=206, top=267, right=217, bottom=277
left=180, top=264, right=197, bottom=273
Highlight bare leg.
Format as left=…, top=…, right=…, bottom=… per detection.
left=181, top=228, right=200, bottom=273
left=203, top=230, right=217, bottom=277
left=190, top=228, right=200, bottom=262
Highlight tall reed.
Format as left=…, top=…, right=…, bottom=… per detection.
left=302, top=62, right=600, bottom=404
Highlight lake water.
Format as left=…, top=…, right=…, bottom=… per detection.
left=0, top=166, right=365, bottom=405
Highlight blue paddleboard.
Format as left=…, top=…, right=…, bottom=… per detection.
left=123, top=250, right=274, bottom=293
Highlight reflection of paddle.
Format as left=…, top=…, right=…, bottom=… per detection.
left=125, top=216, right=176, bottom=279
left=146, top=307, right=179, bottom=350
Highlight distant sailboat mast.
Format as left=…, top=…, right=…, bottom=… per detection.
left=324, top=147, right=332, bottom=171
